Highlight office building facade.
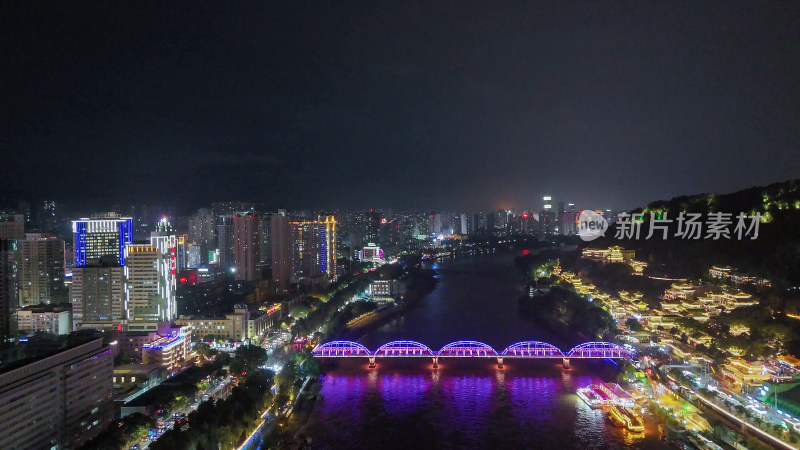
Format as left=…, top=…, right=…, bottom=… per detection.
left=17, top=303, right=72, bottom=335
left=290, top=215, right=337, bottom=285
left=124, top=244, right=175, bottom=323
left=0, top=338, right=113, bottom=449
left=0, top=240, right=18, bottom=343
left=233, top=214, right=262, bottom=281
left=270, top=210, right=291, bottom=290
left=16, top=233, right=67, bottom=307
left=72, top=213, right=133, bottom=267
left=71, top=263, right=125, bottom=327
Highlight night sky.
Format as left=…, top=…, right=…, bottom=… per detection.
left=3, top=2, right=799, bottom=212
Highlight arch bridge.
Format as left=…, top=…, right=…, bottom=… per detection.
left=312, top=339, right=630, bottom=369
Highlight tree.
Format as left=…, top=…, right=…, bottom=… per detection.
left=230, top=345, right=268, bottom=375
left=195, top=342, right=219, bottom=358
left=625, top=318, right=643, bottom=332
left=115, top=350, right=136, bottom=365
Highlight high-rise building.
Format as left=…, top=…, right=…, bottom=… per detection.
left=16, top=233, right=67, bottom=307
left=188, top=208, right=215, bottom=265
left=133, top=205, right=174, bottom=239
left=318, top=215, right=338, bottom=280
left=539, top=208, right=556, bottom=235
left=72, top=213, right=133, bottom=267
left=561, top=203, right=578, bottom=235
left=186, top=243, right=202, bottom=269
left=427, top=212, right=443, bottom=235
left=258, top=215, right=271, bottom=269
left=473, top=212, right=486, bottom=233
left=176, top=233, right=188, bottom=272
left=72, top=261, right=125, bottom=327
left=459, top=213, right=472, bottom=235
left=0, top=338, right=113, bottom=449
left=519, top=211, right=533, bottom=235
left=212, top=201, right=255, bottom=218
left=539, top=196, right=556, bottom=235
left=0, top=214, right=25, bottom=240
left=124, top=244, right=175, bottom=323
left=38, top=200, right=61, bottom=234
left=289, top=215, right=337, bottom=285
left=233, top=214, right=262, bottom=281
left=151, top=218, right=183, bottom=275
left=496, top=209, right=508, bottom=229
left=366, top=210, right=381, bottom=244
left=216, top=215, right=235, bottom=271
left=0, top=240, right=18, bottom=344
left=270, top=210, right=291, bottom=290
left=16, top=202, right=32, bottom=227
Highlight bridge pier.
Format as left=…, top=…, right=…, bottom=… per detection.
left=562, top=358, right=570, bottom=369
left=432, top=357, right=439, bottom=369
left=368, top=356, right=376, bottom=368
left=497, top=357, right=504, bottom=369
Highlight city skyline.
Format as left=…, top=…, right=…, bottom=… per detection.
left=3, top=2, right=799, bottom=211
left=3, top=3, right=800, bottom=448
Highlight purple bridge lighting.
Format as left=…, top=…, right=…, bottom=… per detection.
left=312, top=340, right=631, bottom=369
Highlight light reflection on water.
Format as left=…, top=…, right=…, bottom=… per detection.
left=305, top=360, right=666, bottom=449
left=305, top=253, right=667, bottom=449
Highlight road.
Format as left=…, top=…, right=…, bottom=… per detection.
left=131, top=374, right=237, bottom=449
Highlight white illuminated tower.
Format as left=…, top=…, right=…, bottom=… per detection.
left=124, top=241, right=175, bottom=324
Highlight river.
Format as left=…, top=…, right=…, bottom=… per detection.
left=303, top=252, right=667, bottom=449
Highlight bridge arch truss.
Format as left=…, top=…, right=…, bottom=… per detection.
left=437, top=340, right=498, bottom=357
left=374, top=340, right=434, bottom=357
left=566, top=341, right=628, bottom=358
left=312, top=340, right=372, bottom=357
left=501, top=341, right=564, bottom=358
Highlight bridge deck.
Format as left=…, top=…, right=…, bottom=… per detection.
left=312, top=340, right=631, bottom=359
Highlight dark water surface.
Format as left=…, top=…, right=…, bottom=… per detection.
left=305, top=253, right=666, bottom=449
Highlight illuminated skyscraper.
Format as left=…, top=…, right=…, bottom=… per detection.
left=72, top=213, right=133, bottom=267
left=289, top=215, right=337, bottom=285
left=124, top=243, right=175, bottom=323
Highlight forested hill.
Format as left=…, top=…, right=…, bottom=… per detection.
left=595, top=179, right=800, bottom=286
